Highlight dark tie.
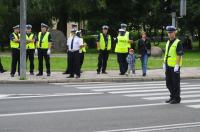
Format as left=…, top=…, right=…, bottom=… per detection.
left=71, top=36, right=75, bottom=50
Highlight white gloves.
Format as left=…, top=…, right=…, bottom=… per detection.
left=163, top=63, right=166, bottom=71
left=35, top=49, right=38, bottom=55
left=174, top=64, right=179, bottom=72
left=47, top=49, right=51, bottom=55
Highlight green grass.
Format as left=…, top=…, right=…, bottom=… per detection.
left=1, top=50, right=199, bottom=72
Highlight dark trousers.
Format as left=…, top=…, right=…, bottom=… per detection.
left=64, top=51, right=70, bottom=73
left=26, top=49, right=34, bottom=73
left=80, top=52, right=85, bottom=70
left=117, top=53, right=128, bottom=74
left=0, top=58, right=4, bottom=71
left=68, top=51, right=80, bottom=77
left=166, top=66, right=181, bottom=101
left=97, top=50, right=109, bottom=72
left=11, top=48, right=20, bottom=75
left=38, top=49, right=50, bottom=74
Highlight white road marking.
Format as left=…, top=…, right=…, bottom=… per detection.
left=110, top=87, right=200, bottom=94
left=144, top=94, right=200, bottom=100
left=96, top=122, right=200, bottom=132
left=125, top=91, right=200, bottom=97
left=0, top=103, right=165, bottom=117
left=93, top=85, right=200, bottom=92
left=187, top=104, right=200, bottom=108
left=77, top=83, right=188, bottom=89
left=0, top=93, right=103, bottom=100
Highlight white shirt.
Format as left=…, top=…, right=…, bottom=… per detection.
left=67, top=36, right=83, bottom=51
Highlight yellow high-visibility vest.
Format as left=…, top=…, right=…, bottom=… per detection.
left=26, top=33, right=35, bottom=49
left=80, top=38, right=86, bottom=53
left=164, top=38, right=182, bottom=67
left=10, top=33, right=20, bottom=48
left=99, top=33, right=111, bottom=50
left=125, top=31, right=130, bottom=48
left=37, top=32, right=50, bottom=49
left=115, top=35, right=129, bottom=53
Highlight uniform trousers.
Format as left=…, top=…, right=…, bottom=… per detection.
left=11, top=48, right=20, bottom=75
left=117, top=53, right=128, bottom=74
left=68, top=51, right=80, bottom=77
left=97, top=50, right=109, bottom=73
left=38, top=48, right=50, bottom=75
left=80, top=52, right=85, bottom=70
left=165, top=66, right=181, bottom=101
left=26, top=49, right=35, bottom=73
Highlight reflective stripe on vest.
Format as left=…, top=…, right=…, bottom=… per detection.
left=115, top=35, right=129, bottom=53
left=99, top=33, right=111, bottom=50
left=37, top=32, right=50, bottom=49
left=80, top=38, right=86, bottom=52
left=10, top=33, right=20, bottom=48
left=125, top=31, right=130, bottom=48
left=26, top=33, right=35, bottom=49
left=164, top=39, right=182, bottom=67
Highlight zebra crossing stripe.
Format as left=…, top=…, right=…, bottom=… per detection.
left=76, top=83, right=188, bottom=90
left=144, top=94, right=200, bottom=100
left=109, top=87, right=200, bottom=94
left=125, top=91, right=200, bottom=97
left=93, top=85, right=200, bottom=92
left=187, top=105, right=200, bottom=108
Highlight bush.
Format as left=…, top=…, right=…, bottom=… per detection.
left=83, top=35, right=97, bottom=49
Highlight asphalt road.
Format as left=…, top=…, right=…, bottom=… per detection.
left=0, top=79, right=200, bottom=132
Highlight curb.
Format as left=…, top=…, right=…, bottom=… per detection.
left=0, top=76, right=199, bottom=84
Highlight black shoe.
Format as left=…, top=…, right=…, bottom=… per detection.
left=36, top=73, right=43, bottom=76
left=47, top=74, right=51, bottom=76
left=97, top=71, right=100, bottom=74
left=102, top=72, right=108, bottom=74
left=119, top=73, right=125, bottom=75
left=10, top=74, right=14, bottom=77
left=170, top=99, right=181, bottom=104
left=142, top=73, right=146, bottom=76
left=67, top=76, right=74, bottom=78
left=165, top=98, right=173, bottom=103
left=0, top=69, right=7, bottom=73
left=62, top=71, right=69, bottom=75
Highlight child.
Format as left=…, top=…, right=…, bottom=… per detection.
left=126, top=48, right=138, bottom=76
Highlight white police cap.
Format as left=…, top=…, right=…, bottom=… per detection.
left=102, top=25, right=109, bottom=29
left=166, top=26, right=176, bottom=32
left=41, top=23, right=48, bottom=28
left=26, top=24, right=32, bottom=29
left=13, top=25, right=20, bottom=29
left=119, top=28, right=125, bottom=32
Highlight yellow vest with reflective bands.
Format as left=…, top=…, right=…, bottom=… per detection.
left=164, top=39, right=182, bottom=67
left=115, top=35, right=129, bottom=53
left=26, top=33, right=35, bottom=49
left=37, top=32, right=50, bottom=49
left=125, top=31, right=130, bottom=48
left=99, top=33, right=111, bottom=50
left=10, top=33, right=20, bottom=48
left=80, top=38, right=86, bottom=53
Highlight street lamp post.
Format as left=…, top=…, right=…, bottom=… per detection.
left=20, top=0, right=27, bottom=80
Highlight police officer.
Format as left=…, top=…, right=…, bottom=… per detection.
left=163, top=26, right=184, bottom=104
left=26, top=24, right=35, bottom=75
left=77, top=30, right=87, bottom=72
left=120, top=23, right=134, bottom=49
left=115, top=29, right=132, bottom=75
left=66, top=29, right=84, bottom=78
left=63, top=23, right=78, bottom=74
left=10, top=25, right=20, bottom=77
left=36, top=23, right=52, bottom=76
left=0, top=58, right=6, bottom=73
left=96, top=25, right=111, bottom=74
